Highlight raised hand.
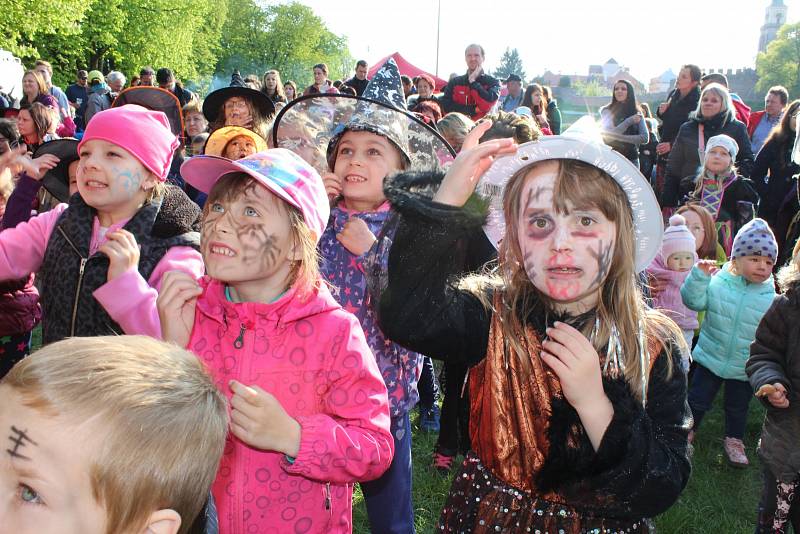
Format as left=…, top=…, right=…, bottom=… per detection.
left=696, top=259, right=720, bottom=276
left=432, top=120, right=517, bottom=207
left=229, top=380, right=302, bottom=457
left=322, top=171, right=342, bottom=202
left=156, top=271, right=202, bottom=347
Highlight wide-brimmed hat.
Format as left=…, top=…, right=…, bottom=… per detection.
left=181, top=149, right=328, bottom=242
left=203, top=126, right=268, bottom=158
left=112, top=86, right=184, bottom=140
left=32, top=138, right=79, bottom=203
left=478, top=116, right=663, bottom=272
left=272, top=59, right=455, bottom=174
left=202, top=72, right=275, bottom=124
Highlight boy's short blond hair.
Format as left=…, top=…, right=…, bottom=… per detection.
left=3, top=336, right=228, bottom=534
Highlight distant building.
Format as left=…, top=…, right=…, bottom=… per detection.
left=759, top=0, right=789, bottom=53
left=649, top=69, right=676, bottom=94
left=539, top=58, right=646, bottom=93
left=703, top=67, right=759, bottom=101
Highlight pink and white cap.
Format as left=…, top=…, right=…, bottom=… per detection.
left=181, top=149, right=329, bottom=242
left=78, top=104, right=180, bottom=181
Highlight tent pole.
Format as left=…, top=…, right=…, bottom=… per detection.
left=435, top=0, right=441, bottom=77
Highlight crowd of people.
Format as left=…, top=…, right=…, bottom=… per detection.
left=0, top=42, right=799, bottom=534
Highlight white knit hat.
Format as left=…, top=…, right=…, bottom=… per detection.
left=705, top=134, right=739, bottom=162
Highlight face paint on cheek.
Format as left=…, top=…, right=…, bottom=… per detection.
left=7, top=425, right=38, bottom=461
left=589, top=238, right=614, bottom=287
left=237, top=223, right=280, bottom=270
left=113, top=168, right=143, bottom=197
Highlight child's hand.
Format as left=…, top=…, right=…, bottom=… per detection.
left=27, top=153, right=60, bottom=180
left=756, top=383, right=790, bottom=408
left=229, top=380, right=302, bottom=457
left=157, top=271, right=202, bottom=347
left=336, top=217, right=377, bottom=256
left=99, top=230, right=140, bottom=281
left=322, top=172, right=342, bottom=202
left=696, top=259, right=719, bottom=276
left=541, top=321, right=608, bottom=413
left=432, top=120, right=517, bottom=207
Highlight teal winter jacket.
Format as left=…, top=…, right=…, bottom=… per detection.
left=681, top=263, right=776, bottom=381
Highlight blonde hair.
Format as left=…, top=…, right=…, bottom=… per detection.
left=262, top=69, right=287, bottom=102
left=436, top=112, right=475, bottom=152
left=205, top=172, right=322, bottom=297
left=2, top=336, right=228, bottom=534
left=467, top=160, right=679, bottom=401
left=777, top=239, right=800, bottom=292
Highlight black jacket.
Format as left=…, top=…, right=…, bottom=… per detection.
left=657, top=86, right=701, bottom=145
left=751, top=134, right=800, bottom=227
left=747, top=283, right=800, bottom=481
left=345, top=76, right=369, bottom=96
left=376, top=170, right=692, bottom=520
left=440, top=72, right=500, bottom=120
left=662, top=112, right=755, bottom=207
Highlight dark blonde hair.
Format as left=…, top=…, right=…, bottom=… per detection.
left=205, top=172, right=321, bottom=296
left=21, top=70, right=48, bottom=103
left=469, top=160, right=679, bottom=400
left=3, top=335, right=228, bottom=534
left=777, top=238, right=800, bottom=292
left=210, top=98, right=271, bottom=140
left=262, top=70, right=287, bottom=102
left=20, top=102, right=56, bottom=141
left=676, top=203, right=719, bottom=260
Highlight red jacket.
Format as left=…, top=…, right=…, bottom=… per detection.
left=441, top=72, right=500, bottom=120
left=747, top=110, right=766, bottom=139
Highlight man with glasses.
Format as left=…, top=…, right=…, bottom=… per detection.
left=66, top=70, right=89, bottom=131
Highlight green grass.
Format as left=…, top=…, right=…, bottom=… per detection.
left=353, top=396, right=767, bottom=534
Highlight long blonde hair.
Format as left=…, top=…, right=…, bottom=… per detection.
left=468, top=160, right=679, bottom=401
left=777, top=238, right=800, bottom=293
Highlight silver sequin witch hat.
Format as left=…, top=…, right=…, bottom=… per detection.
left=272, top=59, right=454, bottom=174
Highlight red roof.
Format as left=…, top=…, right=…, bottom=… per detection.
left=368, top=52, right=449, bottom=91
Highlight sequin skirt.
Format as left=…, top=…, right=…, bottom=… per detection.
left=438, top=453, right=652, bottom=534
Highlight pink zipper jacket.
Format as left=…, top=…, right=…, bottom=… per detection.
left=189, top=276, right=394, bottom=534
left=0, top=203, right=204, bottom=338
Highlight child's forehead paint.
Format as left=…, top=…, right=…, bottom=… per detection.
left=7, top=425, right=38, bottom=461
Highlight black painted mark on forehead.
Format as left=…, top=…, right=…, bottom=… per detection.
left=7, top=425, right=38, bottom=461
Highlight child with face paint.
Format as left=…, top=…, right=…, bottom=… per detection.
left=686, top=134, right=760, bottom=256
left=158, top=149, right=393, bottom=534
left=0, top=335, right=228, bottom=534
left=374, top=121, right=692, bottom=532
left=0, top=105, right=204, bottom=345
left=682, top=218, right=778, bottom=466
left=646, top=214, right=698, bottom=371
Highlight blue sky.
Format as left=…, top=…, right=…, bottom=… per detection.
left=296, top=0, right=797, bottom=85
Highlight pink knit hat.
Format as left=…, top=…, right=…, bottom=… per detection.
left=181, top=149, right=329, bottom=242
left=78, top=104, right=179, bottom=181
left=661, top=214, right=697, bottom=261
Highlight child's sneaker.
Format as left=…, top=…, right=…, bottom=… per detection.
left=418, top=404, right=441, bottom=433
left=432, top=451, right=455, bottom=474
left=723, top=437, right=749, bottom=467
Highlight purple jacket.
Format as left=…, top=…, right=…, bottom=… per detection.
left=0, top=174, right=42, bottom=336
left=647, top=253, right=698, bottom=331
left=319, top=203, right=422, bottom=430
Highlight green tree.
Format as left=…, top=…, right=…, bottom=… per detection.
left=491, top=47, right=525, bottom=83
left=756, top=22, right=800, bottom=96
left=217, top=0, right=351, bottom=88
left=0, top=0, right=89, bottom=59
left=573, top=79, right=611, bottom=97
left=558, top=76, right=572, bottom=88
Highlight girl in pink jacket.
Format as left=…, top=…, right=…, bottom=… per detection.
left=0, top=105, right=204, bottom=344
left=646, top=213, right=699, bottom=371
left=158, top=149, right=394, bottom=534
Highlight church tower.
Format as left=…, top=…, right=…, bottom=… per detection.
left=759, top=0, right=789, bottom=53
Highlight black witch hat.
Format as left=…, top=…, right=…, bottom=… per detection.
left=202, top=71, right=275, bottom=124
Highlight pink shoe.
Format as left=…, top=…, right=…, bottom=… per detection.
left=723, top=437, right=749, bottom=467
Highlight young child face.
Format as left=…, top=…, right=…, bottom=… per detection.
left=77, top=139, right=157, bottom=217
left=202, top=181, right=296, bottom=288
left=223, top=135, right=257, bottom=160
left=681, top=210, right=705, bottom=253
left=516, top=162, right=617, bottom=311
left=667, top=251, right=694, bottom=272
left=67, top=160, right=79, bottom=198
left=705, top=146, right=732, bottom=175
left=734, top=255, right=774, bottom=284
left=0, top=385, right=108, bottom=534
left=333, top=130, right=403, bottom=210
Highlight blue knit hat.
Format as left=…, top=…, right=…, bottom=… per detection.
left=731, top=218, right=777, bottom=262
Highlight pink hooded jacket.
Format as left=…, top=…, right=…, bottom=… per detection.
left=189, top=276, right=393, bottom=534
left=647, top=253, right=699, bottom=331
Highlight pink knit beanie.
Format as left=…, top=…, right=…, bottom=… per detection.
left=662, top=214, right=697, bottom=261
left=78, top=104, right=180, bottom=181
